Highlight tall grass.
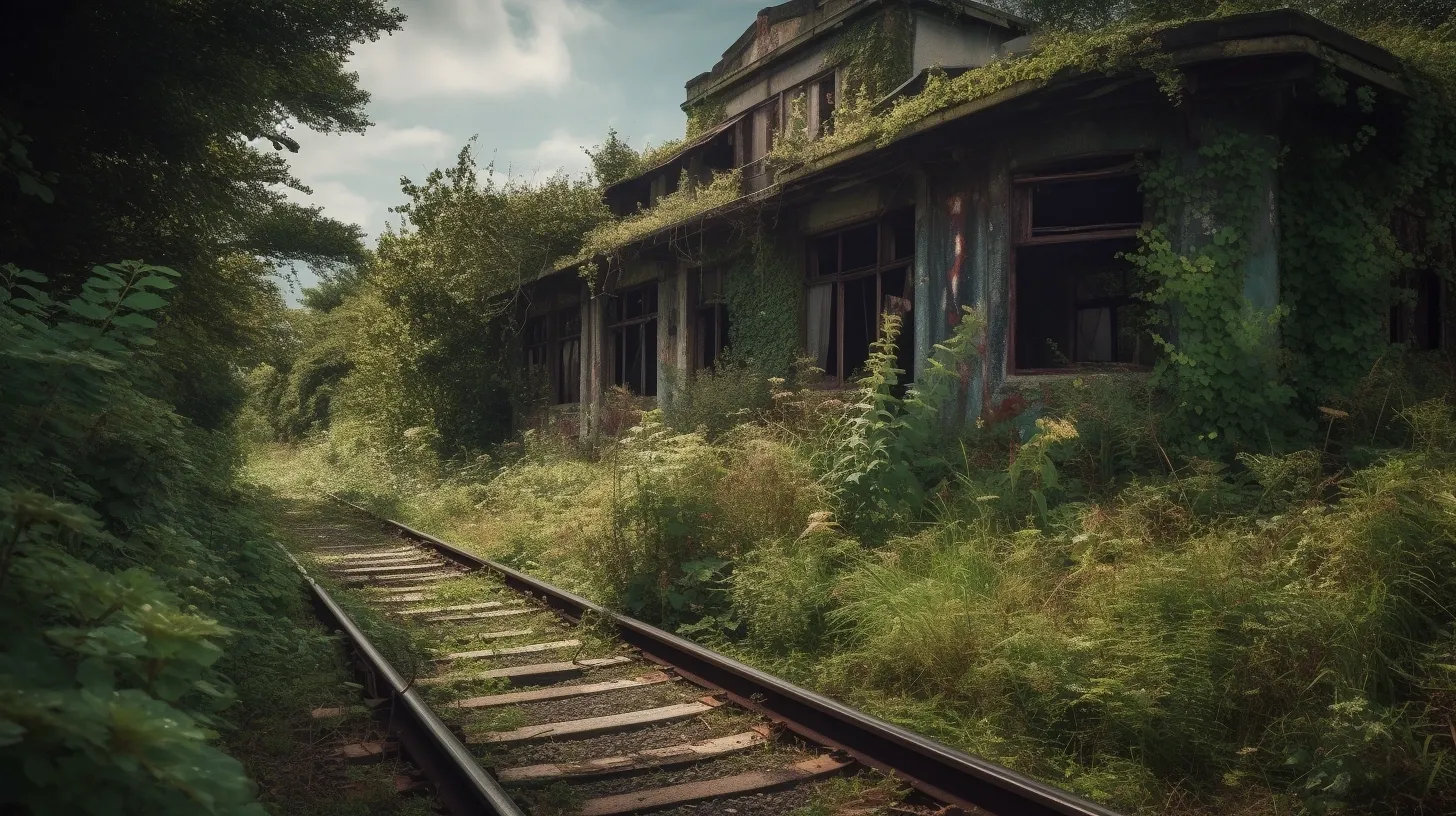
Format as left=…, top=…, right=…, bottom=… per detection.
left=247, top=355, right=1456, bottom=815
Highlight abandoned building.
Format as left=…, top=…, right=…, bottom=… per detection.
left=518, top=0, right=1451, bottom=435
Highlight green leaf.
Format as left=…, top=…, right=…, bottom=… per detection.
left=17, top=172, right=54, bottom=203
left=120, top=292, right=168, bottom=311
left=137, top=275, right=177, bottom=290
left=68, top=299, right=110, bottom=320
left=111, top=313, right=157, bottom=330
left=12, top=268, right=47, bottom=283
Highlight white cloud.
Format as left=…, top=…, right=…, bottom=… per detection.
left=352, top=0, right=601, bottom=101
left=289, top=124, right=453, bottom=178
left=279, top=123, right=456, bottom=237
left=506, top=128, right=594, bottom=178
left=283, top=181, right=380, bottom=235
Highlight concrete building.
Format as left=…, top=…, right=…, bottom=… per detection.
left=517, top=2, right=1444, bottom=437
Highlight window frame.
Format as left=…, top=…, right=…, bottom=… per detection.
left=607, top=283, right=660, bottom=397
left=694, top=267, right=730, bottom=371
left=1008, top=156, right=1152, bottom=376
left=805, top=209, right=916, bottom=386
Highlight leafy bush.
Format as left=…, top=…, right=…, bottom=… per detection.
left=1, top=262, right=316, bottom=815
left=661, top=363, right=773, bottom=439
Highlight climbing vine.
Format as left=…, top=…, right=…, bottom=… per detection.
left=685, top=98, right=728, bottom=140
left=724, top=231, right=803, bottom=377
left=1280, top=70, right=1409, bottom=410
left=824, top=5, right=914, bottom=103
left=1126, top=132, right=1298, bottom=453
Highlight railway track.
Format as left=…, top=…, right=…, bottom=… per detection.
left=284, top=495, right=1122, bottom=816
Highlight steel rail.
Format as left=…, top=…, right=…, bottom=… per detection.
left=277, top=545, right=526, bottom=816
left=327, top=494, right=1123, bottom=816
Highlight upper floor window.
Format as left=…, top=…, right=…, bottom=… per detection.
left=607, top=284, right=659, bottom=397
left=806, top=209, right=916, bottom=385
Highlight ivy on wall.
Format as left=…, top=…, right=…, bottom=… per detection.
left=1128, top=132, right=1299, bottom=453
left=1280, top=72, right=1407, bottom=411
left=824, top=5, right=914, bottom=102
left=724, top=230, right=803, bottom=377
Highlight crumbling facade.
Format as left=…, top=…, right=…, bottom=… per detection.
left=518, top=0, right=1448, bottom=437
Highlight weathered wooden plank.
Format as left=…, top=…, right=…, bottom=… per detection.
left=329, top=555, right=434, bottom=566
left=416, top=656, right=634, bottom=687
left=448, top=672, right=670, bottom=710
left=497, top=729, right=768, bottom=784
left=475, top=701, right=713, bottom=746
left=577, top=755, right=850, bottom=816
left=423, top=608, right=531, bottom=623
left=463, top=628, right=535, bottom=642
left=441, top=639, right=582, bottom=661
left=336, top=563, right=442, bottom=575
left=343, top=571, right=457, bottom=585
left=397, top=601, right=506, bottom=616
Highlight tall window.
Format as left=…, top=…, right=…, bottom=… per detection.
left=1012, top=157, right=1153, bottom=371
left=806, top=209, right=916, bottom=384
left=523, top=308, right=582, bottom=405
left=608, top=284, right=659, bottom=396
left=556, top=306, right=582, bottom=404
left=524, top=315, right=550, bottom=370
left=695, top=268, right=730, bottom=370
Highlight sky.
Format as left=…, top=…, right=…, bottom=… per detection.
left=275, top=0, right=766, bottom=303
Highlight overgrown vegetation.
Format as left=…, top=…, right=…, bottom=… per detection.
left=1, top=2, right=405, bottom=813
left=236, top=2, right=1456, bottom=815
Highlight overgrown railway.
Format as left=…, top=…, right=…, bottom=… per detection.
left=283, top=494, right=1121, bottom=816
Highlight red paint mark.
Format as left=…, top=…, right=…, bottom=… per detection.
left=946, top=195, right=965, bottom=327
left=984, top=393, right=1029, bottom=427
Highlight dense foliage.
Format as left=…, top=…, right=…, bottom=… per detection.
left=1, top=1, right=402, bottom=813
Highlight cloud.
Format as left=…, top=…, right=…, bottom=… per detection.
left=289, top=124, right=453, bottom=178
left=275, top=122, right=456, bottom=239
left=506, top=128, right=594, bottom=178
left=283, top=181, right=380, bottom=235
left=352, top=0, right=601, bottom=100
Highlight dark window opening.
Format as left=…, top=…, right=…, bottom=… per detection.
left=888, top=209, right=915, bottom=262
left=1013, top=159, right=1152, bottom=372
left=841, top=223, right=878, bottom=272
left=817, top=73, right=837, bottom=137
left=696, top=268, right=730, bottom=370
left=609, top=284, right=659, bottom=396
left=523, top=308, right=582, bottom=405
left=1029, top=174, right=1143, bottom=238
left=524, top=315, right=549, bottom=370
left=1391, top=269, right=1445, bottom=351
left=807, top=209, right=916, bottom=385
left=556, top=307, right=581, bottom=404
left=1014, top=239, right=1152, bottom=369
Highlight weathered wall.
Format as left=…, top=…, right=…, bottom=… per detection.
left=911, top=10, right=1002, bottom=73
left=721, top=43, right=831, bottom=119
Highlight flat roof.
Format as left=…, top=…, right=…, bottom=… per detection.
left=553, top=10, right=1404, bottom=281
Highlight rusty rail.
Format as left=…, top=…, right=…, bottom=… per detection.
left=278, top=545, right=526, bottom=816
left=326, top=494, right=1123, bottom=816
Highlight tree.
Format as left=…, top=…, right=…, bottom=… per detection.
left=586, top=128, right=642, bottom=187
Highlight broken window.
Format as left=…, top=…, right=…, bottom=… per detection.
left=1011, top=158, right=1152, bottom=372
left=608, top=284, right=659, bottom=397
left=806, top=208, right=916, bottom=384
left=1390, top=268, right=1445, bottom=351
left=556, top=306, right=582, bottom=404
left=815, top=72, right=837, bottom=138
left=524, top=315, right=550, bottom=371
left=523, top=309, right=582, bottom=405
left=695, top=267, right=730, bottom=370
